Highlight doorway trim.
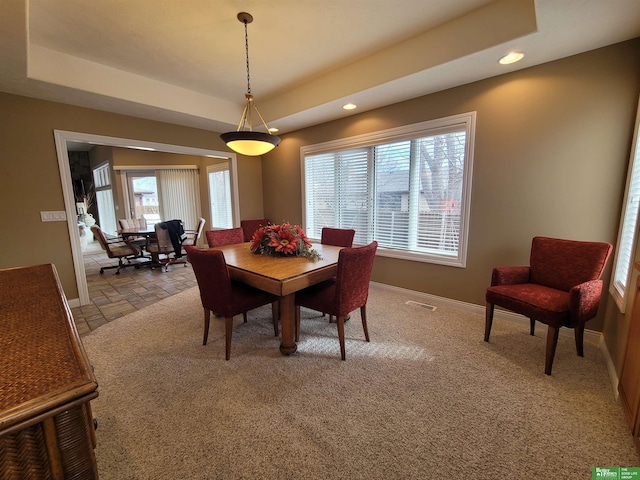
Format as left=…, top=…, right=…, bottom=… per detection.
left=54, top=130, right=237, bottom=306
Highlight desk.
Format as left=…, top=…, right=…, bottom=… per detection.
left=214, top=242, right=342, bottom=355
left=0, top=264, right=99, bottom=479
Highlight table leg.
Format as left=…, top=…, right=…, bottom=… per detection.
left=279, top=293, right=297, bottom=355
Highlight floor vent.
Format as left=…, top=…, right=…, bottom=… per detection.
left=405, top=300, right=437, bottom=311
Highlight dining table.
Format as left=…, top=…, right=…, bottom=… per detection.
left=119, top=226, right=156, bottom=239
left=212, top=242, right=343, bottom=355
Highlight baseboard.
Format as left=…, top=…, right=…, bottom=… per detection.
left=68, top=297, right=81, bottom=308
left=599, top=336, right=620, bottom=400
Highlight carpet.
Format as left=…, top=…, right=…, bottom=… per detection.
left=81, top=284, right=639, bottom=479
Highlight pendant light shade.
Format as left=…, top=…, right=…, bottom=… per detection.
left=220, top=12, right=281, bottom=156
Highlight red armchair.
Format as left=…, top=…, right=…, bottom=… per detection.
left=295, top=241, right=378, bottom=360
left=185, top=246, right=278, bottom=360
left=205, top=227, right=245, bottom=248
left=485, top=236, right=612, bottom=375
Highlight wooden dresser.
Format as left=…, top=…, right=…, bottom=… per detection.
left=0, top=264, right=99, bottom=479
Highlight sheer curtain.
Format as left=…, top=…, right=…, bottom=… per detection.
left=156, top=168, right=200, bottom=230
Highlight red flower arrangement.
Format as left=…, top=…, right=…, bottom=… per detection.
left=250, top=223, right=321, bottom=260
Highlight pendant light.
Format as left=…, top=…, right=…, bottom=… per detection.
left=220, top=12, right=281, bottom=156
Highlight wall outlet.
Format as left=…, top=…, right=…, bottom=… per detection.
left=41, top=211, right=67, bottom=222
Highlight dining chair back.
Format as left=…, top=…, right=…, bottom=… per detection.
left=117, top=218, right=148, bottom=247
left=485, top=236, right=613, bottom=375
left=146, top=222, right=187, bottom=271
left=240, top=218, right=270, bottom=242
left=320, top=227, right=355, bottom=247
left=183, top=217, right=206, bottom=248
left=91, top=224, right=142, bottom=275
left=185, top=246, right=279, bottom=360
left=295, top=241, right=378, bottom=360
left=206, top=227, right=245, bottom=247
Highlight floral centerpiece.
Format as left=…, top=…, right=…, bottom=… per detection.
left=250, top=223, right=322, bottom=261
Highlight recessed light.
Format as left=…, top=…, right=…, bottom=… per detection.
left=499, top=52, right=524, bottom=65
left=343, top=103, right=357, bottom=110
left=268, top=127, right=279, bottom=133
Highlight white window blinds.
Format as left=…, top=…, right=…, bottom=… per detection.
left=208, top=163, right=233, bottom=229
left=156, top=168, right=200, bottom=230
left=302, top=112, right=475, bottom=266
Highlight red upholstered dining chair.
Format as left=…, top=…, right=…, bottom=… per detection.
left=240, top=218, right=270, bottom=242
left=295, top=241, right=378, bottom=360
left=484, top=236, right=613, bottom=375
left=320, top=227, right=356, bottom=322
left=185, top=246, right=279, bottom=360
left=205, top=227, right=245, bottom=248
left=321, top=227, right=356, bottom=248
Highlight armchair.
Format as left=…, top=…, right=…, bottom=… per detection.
left=91, top=225, right=143, bottom=275
left=484, top=236, right=612, bottom=375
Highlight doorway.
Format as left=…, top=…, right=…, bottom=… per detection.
left=54, top=130, right=239, bottom=306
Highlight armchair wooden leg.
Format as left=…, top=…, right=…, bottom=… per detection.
left=337, top=316, right=346, bottom=361
left=203, top=308, right=211, bottom=345
left=242, top=312, right=247, bottom=323
left=545, top=326, right=560, bottom=375
left=530, top=318, right=536, bottom=336
left=484, top=303, right=495, bottom=342
left=360, top=305, right=370, bottom=342
left=575, top=325, right=585, bottom=357
left=225, top=316, right=233, bottom=361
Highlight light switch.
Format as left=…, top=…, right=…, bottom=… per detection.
left=41, top=211, right=67, bottom=222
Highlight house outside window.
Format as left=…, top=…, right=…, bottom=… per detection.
left=302, top=112, right=476, bottom=267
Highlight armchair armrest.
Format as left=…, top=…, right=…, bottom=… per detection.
left=569, top=279, right=603, bottom=326
left=490, top=266, right=531, bottom=286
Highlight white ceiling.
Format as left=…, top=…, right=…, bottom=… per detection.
left=1, top=0, right=639, bottom=135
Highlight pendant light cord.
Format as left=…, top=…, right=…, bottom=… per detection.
left=244, top=19, right=251, bottom=95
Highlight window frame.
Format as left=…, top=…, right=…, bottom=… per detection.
left=301, top=112, right=476, bottom=267
left=610, top=96, right=640, bottom=313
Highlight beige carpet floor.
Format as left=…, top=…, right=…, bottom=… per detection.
left=81, top=284, right=640, bottom=479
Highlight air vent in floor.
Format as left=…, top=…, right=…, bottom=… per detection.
left=405, top=300, right=437, bottom=311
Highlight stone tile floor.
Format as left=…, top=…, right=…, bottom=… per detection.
left=71, top=240, right=197, bottom=337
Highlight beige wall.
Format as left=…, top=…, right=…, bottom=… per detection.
left=263, top=39, right=640, bottom=347
left=0, top=93, right=264, bottom=298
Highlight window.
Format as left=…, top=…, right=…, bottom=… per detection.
left=92, top=163, right=117, bottom=235
left=207, top=163, right=233, bottom=229
left=118, top=166, right=201, bottom=230
left=611, top=97, right=640, bottom=313
left=302, top=112, right=476, bottom=267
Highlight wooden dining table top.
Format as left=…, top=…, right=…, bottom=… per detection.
left=119, top=227, right=156, bottom=236
left=213, top=242, right=342, bottom=297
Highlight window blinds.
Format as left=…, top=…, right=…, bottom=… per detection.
left=303, top=119, right=471, bottom=264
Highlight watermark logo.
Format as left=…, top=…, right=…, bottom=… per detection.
left=592, top=467, right=640, bottom=479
